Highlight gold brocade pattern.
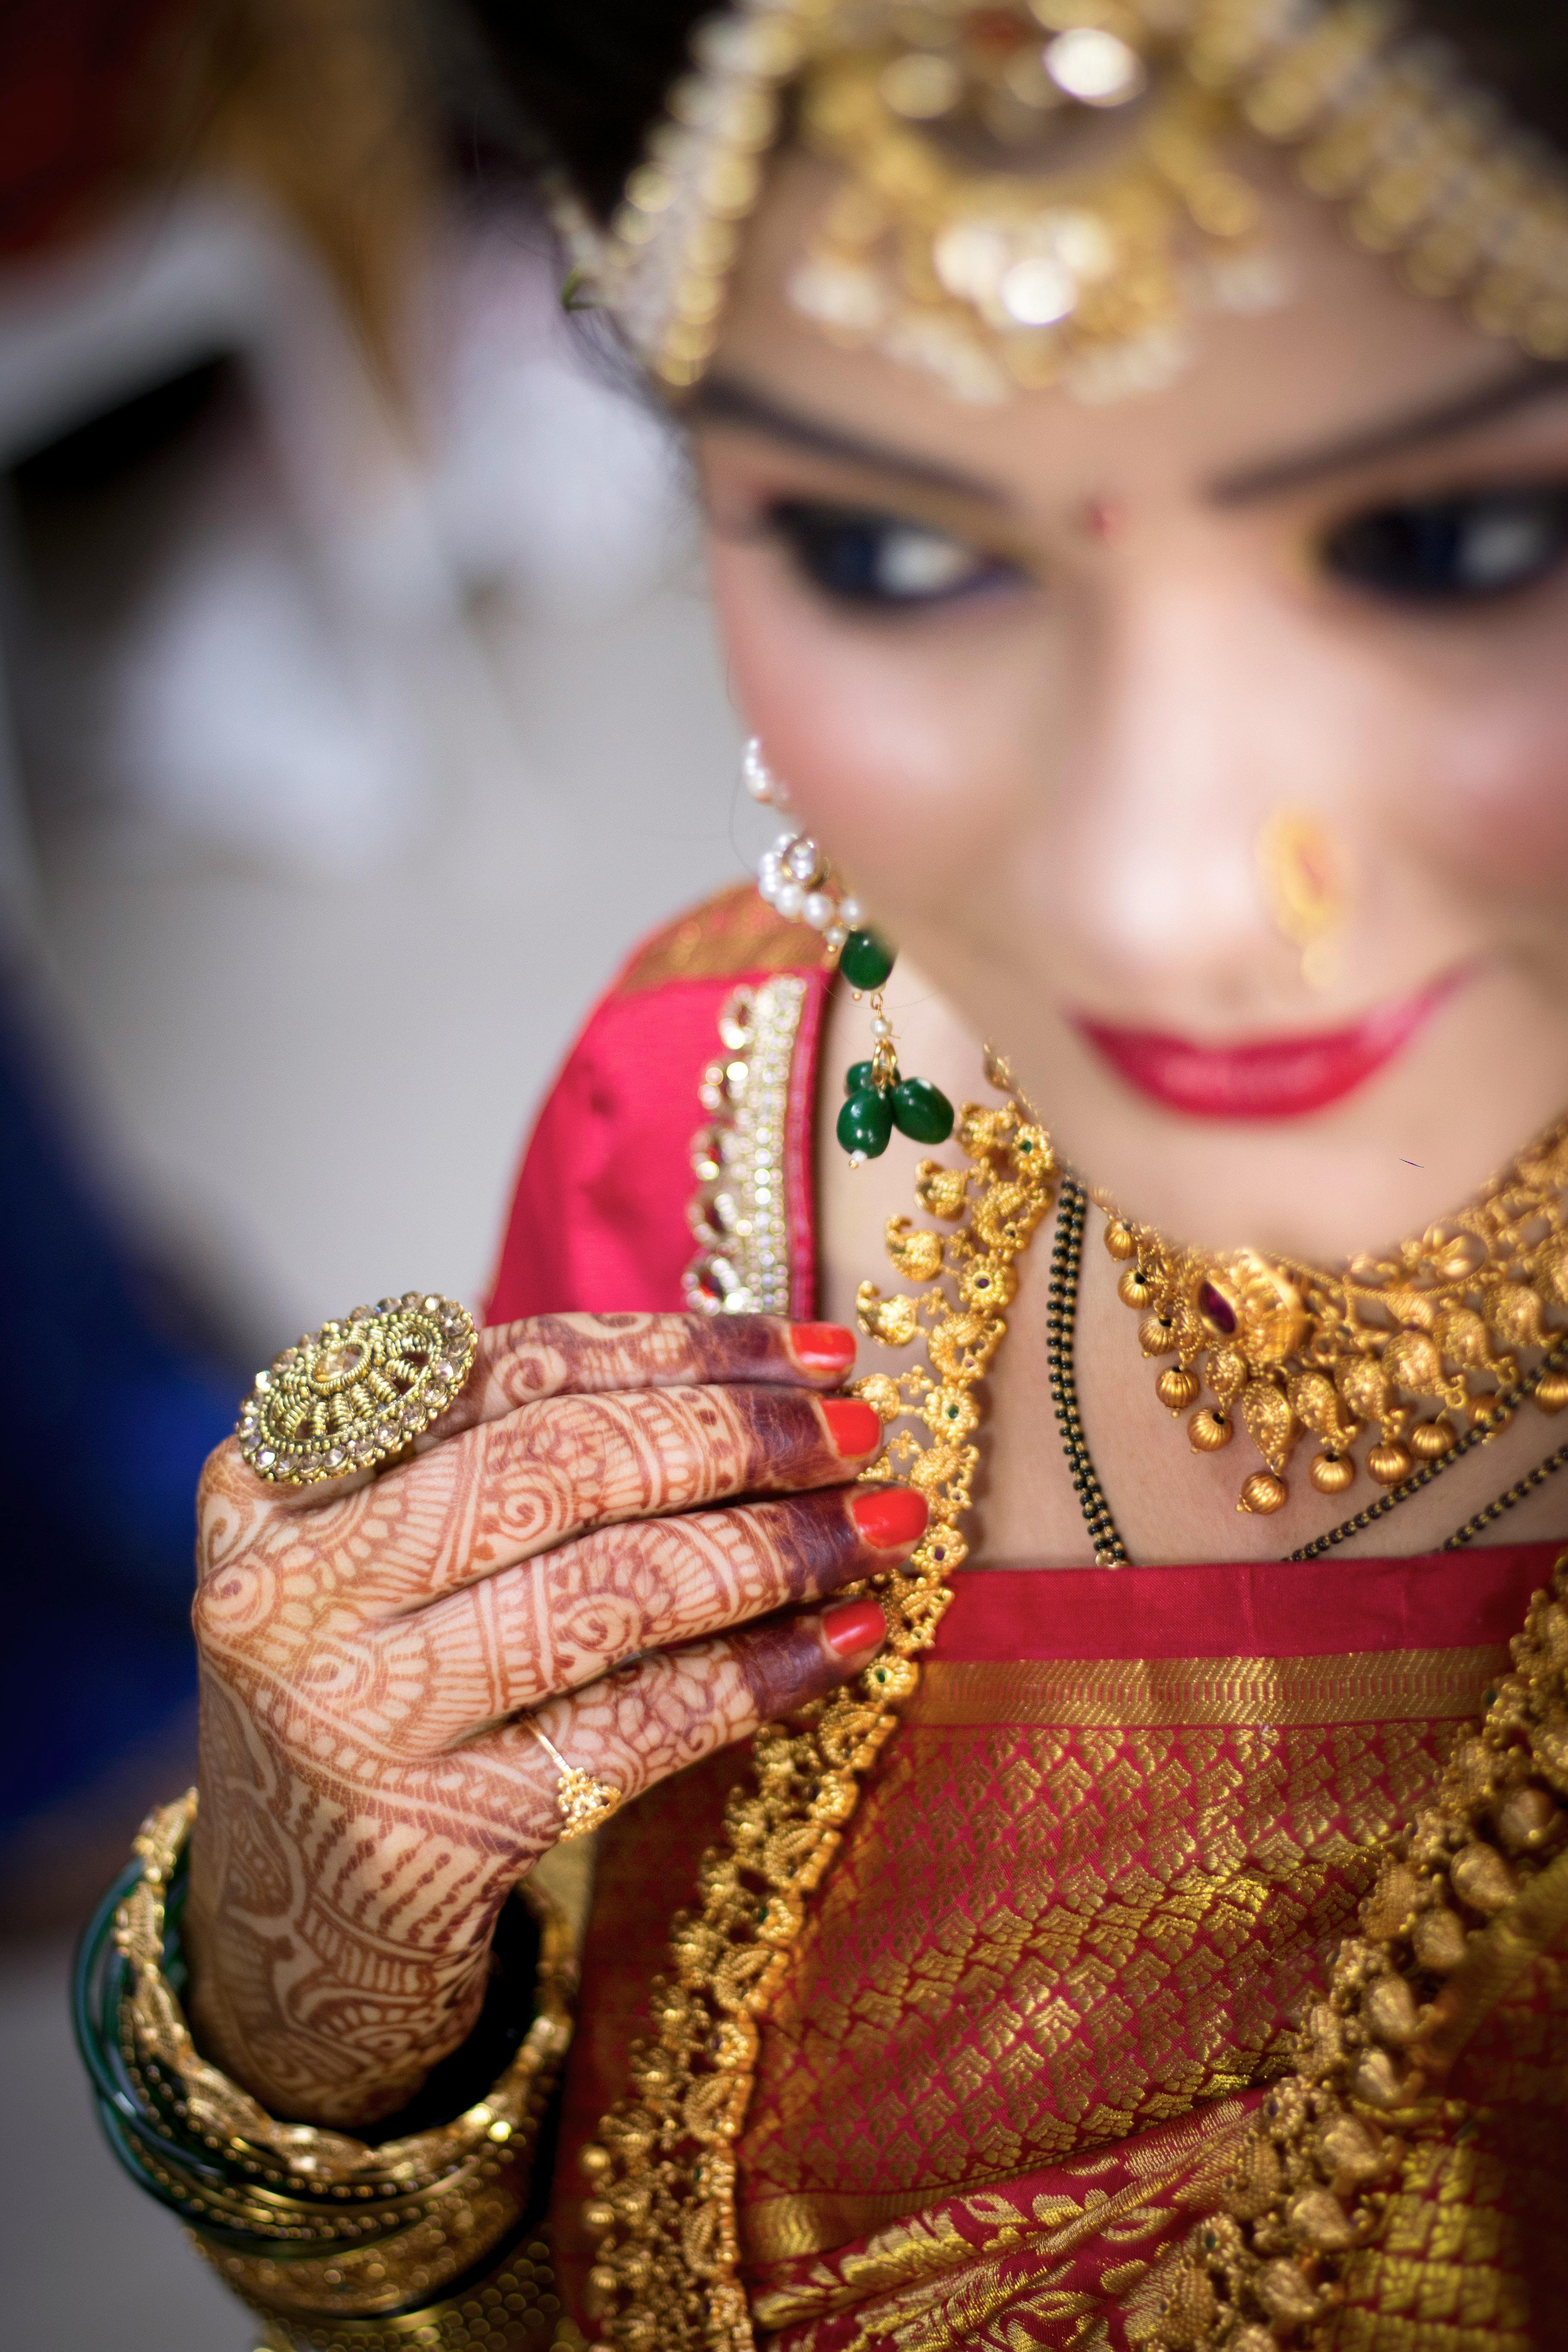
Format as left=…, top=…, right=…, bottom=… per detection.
left=1326, top=2135, right=1534, bottom=2350
left=900, top=1650, right=1500, bottom=1732
left=754, top=2097, right=1256, bottom=2347
left=737, top=1666, right=1496, bottom=2268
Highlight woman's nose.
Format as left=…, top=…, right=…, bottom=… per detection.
left=1045, top=564, right=1357, bottom=1001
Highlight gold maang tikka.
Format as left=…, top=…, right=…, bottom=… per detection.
left=562, top=0, right=1568, bottom=409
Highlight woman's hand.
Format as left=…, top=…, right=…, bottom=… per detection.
left=184, top=1312, right=922, bottom=2128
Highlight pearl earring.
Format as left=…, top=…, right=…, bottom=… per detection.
left=746, top=738, right=857, bottom=946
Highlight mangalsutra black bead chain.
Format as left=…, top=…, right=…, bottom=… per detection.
left=1046, top=1175, right=1130, bottom=1566
left=1044, top=1173, right=1568, bottom=1566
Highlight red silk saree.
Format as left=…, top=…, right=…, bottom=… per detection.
left=488, top=888, right=1568, bottom=2350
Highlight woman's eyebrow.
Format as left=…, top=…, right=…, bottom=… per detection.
left=685, top=372, right=1013, bottom=505
left=1208, top=359, right=1568, bottom=506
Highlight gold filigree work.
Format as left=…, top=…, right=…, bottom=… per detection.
left=571, top=0, right=1568, bottom=404
left=238, top=1295, right=477, bottom=1485
left=579, top=1080, right=1057, bottom=2350
left=1105, top=1111, right=1568, bottom=1516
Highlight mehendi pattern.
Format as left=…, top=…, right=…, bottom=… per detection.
left=188, top=1311, right=873, bottom=2128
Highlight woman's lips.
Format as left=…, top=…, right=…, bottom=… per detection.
left=1072, top=971, right=1467, bottom=1121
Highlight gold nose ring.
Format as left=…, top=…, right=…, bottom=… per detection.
left=1257, top=808, right=1346, bottom=990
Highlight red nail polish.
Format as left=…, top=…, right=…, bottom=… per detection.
left=821, top=1598, right=887, bottom=1661
left=790, top=1321, right=857, bottom=1375
left=851, top=1485, right=929, bottom=1550
left=822, top=1397, right=882, bottom=1459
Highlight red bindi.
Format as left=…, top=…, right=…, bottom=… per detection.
left=1079, top=496, right=1127, bottom=542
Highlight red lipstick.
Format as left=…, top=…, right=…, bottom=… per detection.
left=1073, top=971, right=1466, bottom=1121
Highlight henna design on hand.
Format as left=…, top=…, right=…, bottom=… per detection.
left=185, top=1314, right=906, bottom=2128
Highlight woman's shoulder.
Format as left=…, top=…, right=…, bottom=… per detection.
left=486, top=883, right=822, bottom=1322
left=609, top=879, right=820, bottom=996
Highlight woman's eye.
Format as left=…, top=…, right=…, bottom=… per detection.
left=1322, top=484, right=1568, bottom=603
left=766, top=500, right=1014, bottom=608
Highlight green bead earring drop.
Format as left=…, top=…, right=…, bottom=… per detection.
left=743, top=739, right=955, bottom=1165
left=834, top=929, right=955, bottom=1166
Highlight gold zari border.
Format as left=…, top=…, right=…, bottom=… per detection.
left=903, top=1646, right=1508, bottom=1730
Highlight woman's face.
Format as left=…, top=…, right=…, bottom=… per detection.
left=691, top=146, right=1568, bottom=1261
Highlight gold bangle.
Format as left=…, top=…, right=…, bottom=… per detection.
left=117, top=1795, right=584, bottom=2323
left=240, top=2233, right=585, bottom=2350
left=118, top=1795, right=576, bottom=2201
left=193, top=2166, right=532, bottom=2321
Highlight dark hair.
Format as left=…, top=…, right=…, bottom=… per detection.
left=447, top=0, right=1568, bottom=222
left=447, top=0, right=710, bottom=218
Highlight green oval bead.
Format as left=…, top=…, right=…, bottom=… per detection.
left=891, top=1076, right=955, bottom=1144
left=836, top=1087, right=893, bottom=1158
left=839, top=929, right=896, bottom=991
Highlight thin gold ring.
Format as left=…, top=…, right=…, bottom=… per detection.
left=526, top=1721, right=623, bottom=1842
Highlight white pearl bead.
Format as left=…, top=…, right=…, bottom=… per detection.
left=776, top=881, right=805, bottom=919
left=803, top=891, right=833, bottom=929
left=839, top=896, right=862, bottom=928
left=871, top=1015, right=893, bottom=1038
left=743, top=740, right=774, bottom=801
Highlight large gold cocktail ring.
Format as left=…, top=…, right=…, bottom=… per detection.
left=237, top=1294, right=478, bottom=1485
left=525, top=1722, right=624, bottom=1843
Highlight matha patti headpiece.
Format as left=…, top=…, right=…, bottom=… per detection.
left=560, top=0, right=1568, bottom=404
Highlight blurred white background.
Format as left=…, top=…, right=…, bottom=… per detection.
left=5, top=190, right=760, bottom=1349
left=0, top=161, right=773, bottom=2345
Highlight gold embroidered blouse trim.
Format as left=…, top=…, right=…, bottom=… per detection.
left=560, top=0, right=1568, bottom=406
left=588, top=996, right=1568, bottom=2349
left=686, top=975, right=808, bottom=1316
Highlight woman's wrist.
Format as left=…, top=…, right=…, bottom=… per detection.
left=77, top=1790, right=578, bottom=2337
left=184, top=1694, right=512, bottom=2126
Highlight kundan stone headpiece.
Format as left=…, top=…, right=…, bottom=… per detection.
left=557, top=0, right=1568, bottom=403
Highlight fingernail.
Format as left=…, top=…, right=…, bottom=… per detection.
left=822, top=1397, right=882, bottom=1459
left=851, top=1486, right=929, bottom=1550
left=821, top=1598, right=887, bottom=1662
left=790, top=1321, right=856, bottom=1376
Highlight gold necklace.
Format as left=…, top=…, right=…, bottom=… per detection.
left=1099, top=1112, right=1568, bottom=1517
left=582, top=1079, right=1057, bottom=2352
left=597, top=1017, right=1567, bottom=2348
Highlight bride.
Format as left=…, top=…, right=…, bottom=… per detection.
left=77, top=4, right=1568, bottom=2347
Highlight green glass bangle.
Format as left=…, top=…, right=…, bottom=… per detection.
left=74, top=1836, right=564, bottom=2239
